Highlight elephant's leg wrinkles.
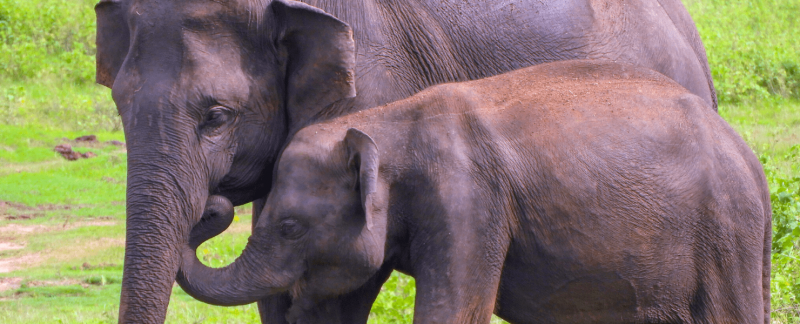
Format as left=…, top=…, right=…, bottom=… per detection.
left=406, top=215, right=510, bottom=324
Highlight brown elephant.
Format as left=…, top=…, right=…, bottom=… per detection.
left=95, top=0, right=719, bottom=322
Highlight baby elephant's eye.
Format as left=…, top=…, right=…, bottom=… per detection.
left=279, top=218, right=307, bottom=240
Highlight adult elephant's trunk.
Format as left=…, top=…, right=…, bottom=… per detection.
left=175, top=226, right=294, bottom=306
left=118, top=159, right=208, bottom=323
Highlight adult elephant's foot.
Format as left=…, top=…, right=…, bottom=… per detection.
left=188, top=195, right=235, bottom=250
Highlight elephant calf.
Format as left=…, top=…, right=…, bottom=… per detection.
left=178, top=60, right=771, bottom=323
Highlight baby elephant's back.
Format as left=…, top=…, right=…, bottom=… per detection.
left=435, top=60, right=770, bottom=323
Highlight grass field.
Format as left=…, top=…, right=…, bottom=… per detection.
left=0, top=0, right=798, bottom=322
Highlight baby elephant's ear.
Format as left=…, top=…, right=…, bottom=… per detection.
left=344, top=128, right=386, bottom=266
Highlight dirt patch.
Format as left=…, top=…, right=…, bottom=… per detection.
left=0, top=254, right=40, bottom=273
left=0, top=277, right=22, bottom=292
left=61, top=135, right=126, bottom=149
left=0, top=221, right=116, bottom=236
left=0, top=223, right=47, bottom=235
left=54, top=143, right=96, bottom=161
left=0, top=200, right=102, bottom=220
left=0, top=220, right=120, bottom=274
left=76, top=262, right=118, bottom=271
left=0, top=242, right=25, bottom=252
left=0, top=201, right=43, bottom=220
left=74, top=135, right=97, bottom=142
left=23, top=278, right=84, bottom=288
left=62, top=220, right=117, bottom=230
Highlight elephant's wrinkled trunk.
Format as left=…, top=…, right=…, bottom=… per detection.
left=176, top=232, right=291, bottom=306
left=189, top=196, right=235, bottom=250
left=118, top=162, right=206, bottom=324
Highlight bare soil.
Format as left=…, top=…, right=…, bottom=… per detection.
left=0, top=277, right=22, bottom=292
left=0, top=254, right=40, bottom=274
left=0, top=219, right=118, bottom=274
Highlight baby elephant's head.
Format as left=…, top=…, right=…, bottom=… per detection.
left=258, top=128, right=388, bottom=300
left=176, top=128, right=388, bottom=309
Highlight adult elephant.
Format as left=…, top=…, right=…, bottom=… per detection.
left=95, top=0, right=717, bottom=322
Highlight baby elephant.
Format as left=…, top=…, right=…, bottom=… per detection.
left=178, top=60, right=770, bottom=323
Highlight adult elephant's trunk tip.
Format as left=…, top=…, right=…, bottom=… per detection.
left=189, top=195, right=235, bottom=250
left=176, top=195, right=292, bottom=306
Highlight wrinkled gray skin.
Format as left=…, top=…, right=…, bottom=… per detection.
left=177, top=61, right=771, bottom=323
left=95, top=0, right=718, bottom=322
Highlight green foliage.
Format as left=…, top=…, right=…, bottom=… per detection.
left=369, top=273, right=416, bottom=323
left=765, top=147, right=800, bottom=321
left=769, top=146, right=800, bottom=254
left=687, top=0, right=800, bottom=102
left=1, top=82, right=118, bottom=132
left=0, top=0, right=97, bottom=83
left=0, top=0, right=117, bottom=132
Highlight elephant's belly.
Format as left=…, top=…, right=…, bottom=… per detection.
left=493, top=248, right=689, bottom=323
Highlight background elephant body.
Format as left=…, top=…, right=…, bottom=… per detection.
left=95, top=0, right=718, bottom=322
left=178, top=60, right=770, bottom=323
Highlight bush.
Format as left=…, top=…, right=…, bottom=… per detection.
left=765, top=146, right=800, bottom=317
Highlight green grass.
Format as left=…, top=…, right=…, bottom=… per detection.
left=0, top=0, right=798, bottom=322
left=687, top=0, right=800, bottom=102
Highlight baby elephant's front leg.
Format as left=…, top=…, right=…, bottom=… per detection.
left=410, top=230, right=508, bottom=324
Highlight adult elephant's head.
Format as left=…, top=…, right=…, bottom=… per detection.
left=95, top=0, right=355, bottom=322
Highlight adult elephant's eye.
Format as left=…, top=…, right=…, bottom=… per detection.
left=200, top=106, right=233, bottom=130
left=279, top=218, right=307, bottom=240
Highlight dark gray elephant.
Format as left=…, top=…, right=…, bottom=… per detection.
left=176, top=60, right=771, bottom=323
left=94, top=0, right=719, bottom=322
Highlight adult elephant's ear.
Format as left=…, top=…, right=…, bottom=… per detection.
left=95, top=0, right=130, bottom=88
left=344, top=128, right=387, bottom=269
left=270, top=0, right=357, bottom=126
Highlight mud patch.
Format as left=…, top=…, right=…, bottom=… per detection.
left=0, top=277, right=22, bottom=292
left=0, top=242, right=25, bottom=252
left=0, top=220, right=120, bottom=273
left=54, top=143, right=96, bottom=161
left=61, top=135, right=126, bottom=149
left=0, top=200, right=100, bottom=220
left=0, top=223, right=47, bottom=235
left=74, top=135, right=97, bottom=142
left=23, top=278, right=84, bottom=288
left=62, top=220, right=117, bottom=230
left=77, top=262, right=118, bottom=271
left=0, top=254, right=40, bottom=273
